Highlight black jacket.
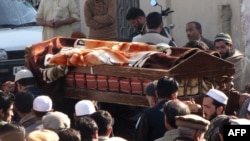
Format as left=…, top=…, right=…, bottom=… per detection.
left=133, top=100, right=168, bottom=141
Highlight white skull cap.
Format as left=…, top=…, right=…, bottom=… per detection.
left=15, top=69, right=34, bottom=82
left=75, top=100, right=96, bottom=116
left=206, top=89, right=228, bottom=105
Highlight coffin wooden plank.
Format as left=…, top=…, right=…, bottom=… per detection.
left=69, top=65, right=169, bottom=80
left=64, top=87, right=150, bottom=107
left=168, top=51, right=235, bottom=77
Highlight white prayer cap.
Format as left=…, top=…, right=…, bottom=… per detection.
left=206, top=89, right=228, bottom=105
left=75, top=100, right=96, bottom=116
left=15, top=69, right=34, bottom=82
left=33, top=95, right=53, bottom=112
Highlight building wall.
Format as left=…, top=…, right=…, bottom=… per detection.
left=242, top=0, right=250, bottom=58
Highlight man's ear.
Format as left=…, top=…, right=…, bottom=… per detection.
left=160, top=22, right=163, bottom=28
left=216, top=106, right=224, bottom=114
left=171, top=92, right=178, bottom=100
left=73, top=113, right=77, bottom=121
left=31, top=109, right=37, bottom=116
left=198, top=29, right=202, bottom=35
left=138, top=16, right=145, bottom=22
left=152, top=97, right=158, bottom=106
left=93, top=131, right=98, bottom=139
left=107, top=127, right=113, bottom=137
left=16, top=82, right=23, bottom=92
left=229, top=44, right=234, bottom=50
left=0, top=109, right=4, bottom=118
left=194, top=130, right=203, bottom=141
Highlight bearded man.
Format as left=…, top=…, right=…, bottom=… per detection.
left=126, top=7, right=147, bottom=40
left=202, top=89, right=228, bottom=141
left=214, top=33, right=250, bottom=91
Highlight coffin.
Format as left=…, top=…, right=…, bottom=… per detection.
left=24, top=37, right=235, bottom=107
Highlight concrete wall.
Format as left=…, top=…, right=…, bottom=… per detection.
left=242, top=0, right=250, bottom=58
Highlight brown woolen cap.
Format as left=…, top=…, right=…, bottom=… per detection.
left=175, top=114, right=210, bottom=131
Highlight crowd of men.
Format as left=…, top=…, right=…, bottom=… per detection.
left=1, top=68, right=250, bottom=141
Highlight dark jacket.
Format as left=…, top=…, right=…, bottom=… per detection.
left=133, top=100, right=168, bottom=141
left=24, top=86, right=43, bottom=97
left=201, top=36, right=215, bottom=50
